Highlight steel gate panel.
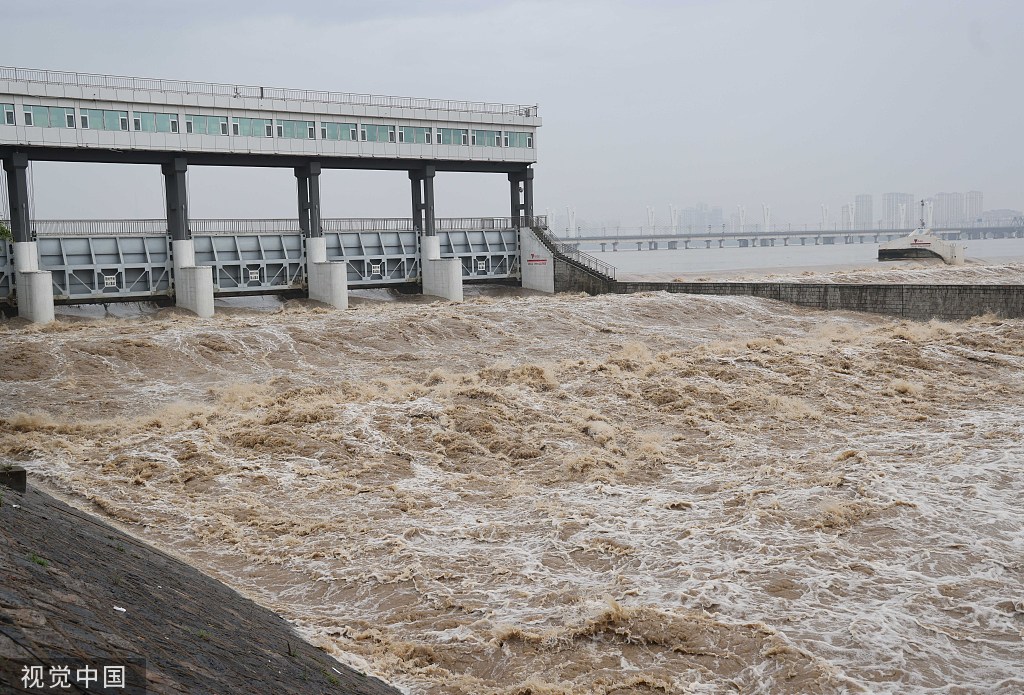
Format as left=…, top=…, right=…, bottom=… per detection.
left=325, top=230, right=419, bottom=285
left=38, top=235, right=172, bottom=300
left=192, top=233, right=305, bottom=293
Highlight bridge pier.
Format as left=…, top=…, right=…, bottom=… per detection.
left=667, top=241, right=678, bottom=250
left=599, top=242, right=607, bottom=252
left=636, top=241, right=643, bottom=251
left=612, top=241, right=618, bottom=252
left=648, top=241, right=658, bottom=250
left=164, top=157, right=214, bottom=318
left=4, top=151, right=54, bottom=324
left=418, top=165, right=462, bottom=301
left=298, top=162, right=347, bottom=309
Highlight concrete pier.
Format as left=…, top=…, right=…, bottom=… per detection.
left=420, top=235, right=463, bottom=302
left=13, top=241, right=56, bottom=324
left=171, top=239, right=214, bottom=318
left=305, top=237, right=349, bottom=308
left=15, top=269, right=55, bottom=324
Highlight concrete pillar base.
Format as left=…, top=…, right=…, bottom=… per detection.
left=16, top=270, right=55, bottom=324
left=421, top=236, right=463, bottom=302
left=307, top=235, right=348, bottom=309
left=13, top=241, right=40, bottom=272
left=172, top=239, right=214, bottom=318
left=175, top=267, right=215, bottom=318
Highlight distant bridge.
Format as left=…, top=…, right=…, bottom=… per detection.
left=560, top=224, right=1024, bottom=252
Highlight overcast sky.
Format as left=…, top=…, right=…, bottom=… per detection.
left=2, top=0, right=1021, bottom=229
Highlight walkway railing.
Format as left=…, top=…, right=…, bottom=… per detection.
left=0, top=66, right=538, bottom=118
left=532, top=224, right=616, bottom=280
left=20, top=216, right=550, bottom=237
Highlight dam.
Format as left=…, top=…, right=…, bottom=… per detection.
left=1, top=65, right=541, bottom=321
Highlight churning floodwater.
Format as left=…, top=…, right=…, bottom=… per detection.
left=587, top=235, right=1024, bottom=280
left=2, top=262, right=1023, bottom=693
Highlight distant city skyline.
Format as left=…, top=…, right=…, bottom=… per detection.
left=551, top=189, right=1021, bottom=235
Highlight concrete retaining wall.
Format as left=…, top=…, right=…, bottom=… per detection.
left=554, top=259, right=615, bottom=295
left=611, top=282, right=1024, bottom=321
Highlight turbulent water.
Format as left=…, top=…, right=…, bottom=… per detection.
left=2, top=287, right=1023, bottom=694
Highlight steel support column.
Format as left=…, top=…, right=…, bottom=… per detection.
left=522, top=168, right=534, bottom=224
left=162, top=157, right=189, bottom=241
left=421, top=165, right=436, bottom=236
left=295, top=166, right=310, bottom=236
left=295, top=162, right=323, bottom=238
left=508, top=172, right=524, bottom=228
left=2, top=151, right=31, bottom=243
left=409, top=170, right=424, bottom=233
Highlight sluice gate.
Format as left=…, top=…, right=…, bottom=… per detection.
left=0, top=218, right=524, bottom=305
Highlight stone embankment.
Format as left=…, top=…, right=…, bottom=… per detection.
left=0, top=482, right=399, bottom=694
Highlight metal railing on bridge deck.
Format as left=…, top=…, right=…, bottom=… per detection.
left=0, top=66, right=539, bottom=117
left=534, top=225, right=616, bottom=280
left=25, top=216, right=549, bottom=237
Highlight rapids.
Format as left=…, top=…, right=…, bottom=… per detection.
left=1, top=288, right=1022, bottom=693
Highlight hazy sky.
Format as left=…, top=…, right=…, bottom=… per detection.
left=2, top=0, right=1021, bottom=228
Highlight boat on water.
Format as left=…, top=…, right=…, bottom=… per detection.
left=878, top=201, right=965, bottom=265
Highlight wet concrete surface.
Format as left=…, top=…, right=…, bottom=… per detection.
left=0, top=484, right=399, bottom=694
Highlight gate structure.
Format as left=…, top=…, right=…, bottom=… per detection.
left=0, top=217, right=533, bottom=305
left=0, top=65, right=541, bottom=320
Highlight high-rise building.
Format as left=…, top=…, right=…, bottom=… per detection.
left=841, top=204, right=854, bottom=230
left=965, top=191, right=983, bottom=226
left=933, top=192, right=963, bottom=227
left=882, top=192, right=915, bottom=229
left=854, top=194, right=873, bottom=230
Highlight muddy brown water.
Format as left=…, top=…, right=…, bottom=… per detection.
left=2, top=288, right=1022, bottom=693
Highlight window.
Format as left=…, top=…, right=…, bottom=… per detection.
left=80, top=109, right=129, bottom=131
left=399, top=126, right=432, bottom=144
left=185, top=114, right=228, bottom=136
left=361, top=124, right=395, bottom=143
left=437, top=128, right=469, bottom=145
left=276, top=119, right=315, bottom=139
left=1, top=104, right=13, bottom=125
left=23, top=105, right=76, bottom=129
left=472, top=129, right=500, bottom=147
left=230, top=117, right=273, bottom=137
left=505, top=131, right=533, bottom=148
left=133, top=112, right=179, bottom=133
left=321, top=122, right=357, bottom=141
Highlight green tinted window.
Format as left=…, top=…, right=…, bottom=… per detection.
left=277, top=119, right=314, bottom=139
left=361, top=124, right=394, bottom=142
left=232, top=117, right=272, bottom=137
left=399, top=126, right=431, bottom=144
left=185, top=115, right=228, bottom=135
left=322, top=122, right=357, bottom=141
left=472, top=129, right=500, bottom=146
left=134, top=111, right=179, bottom=133
left=438, top=128, right=468, bottom=145
left=81, top=109, right=127, bottom=131
left=26, top=105, right=76, bottom=128
left=505, top=131, right=532, bottom=148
